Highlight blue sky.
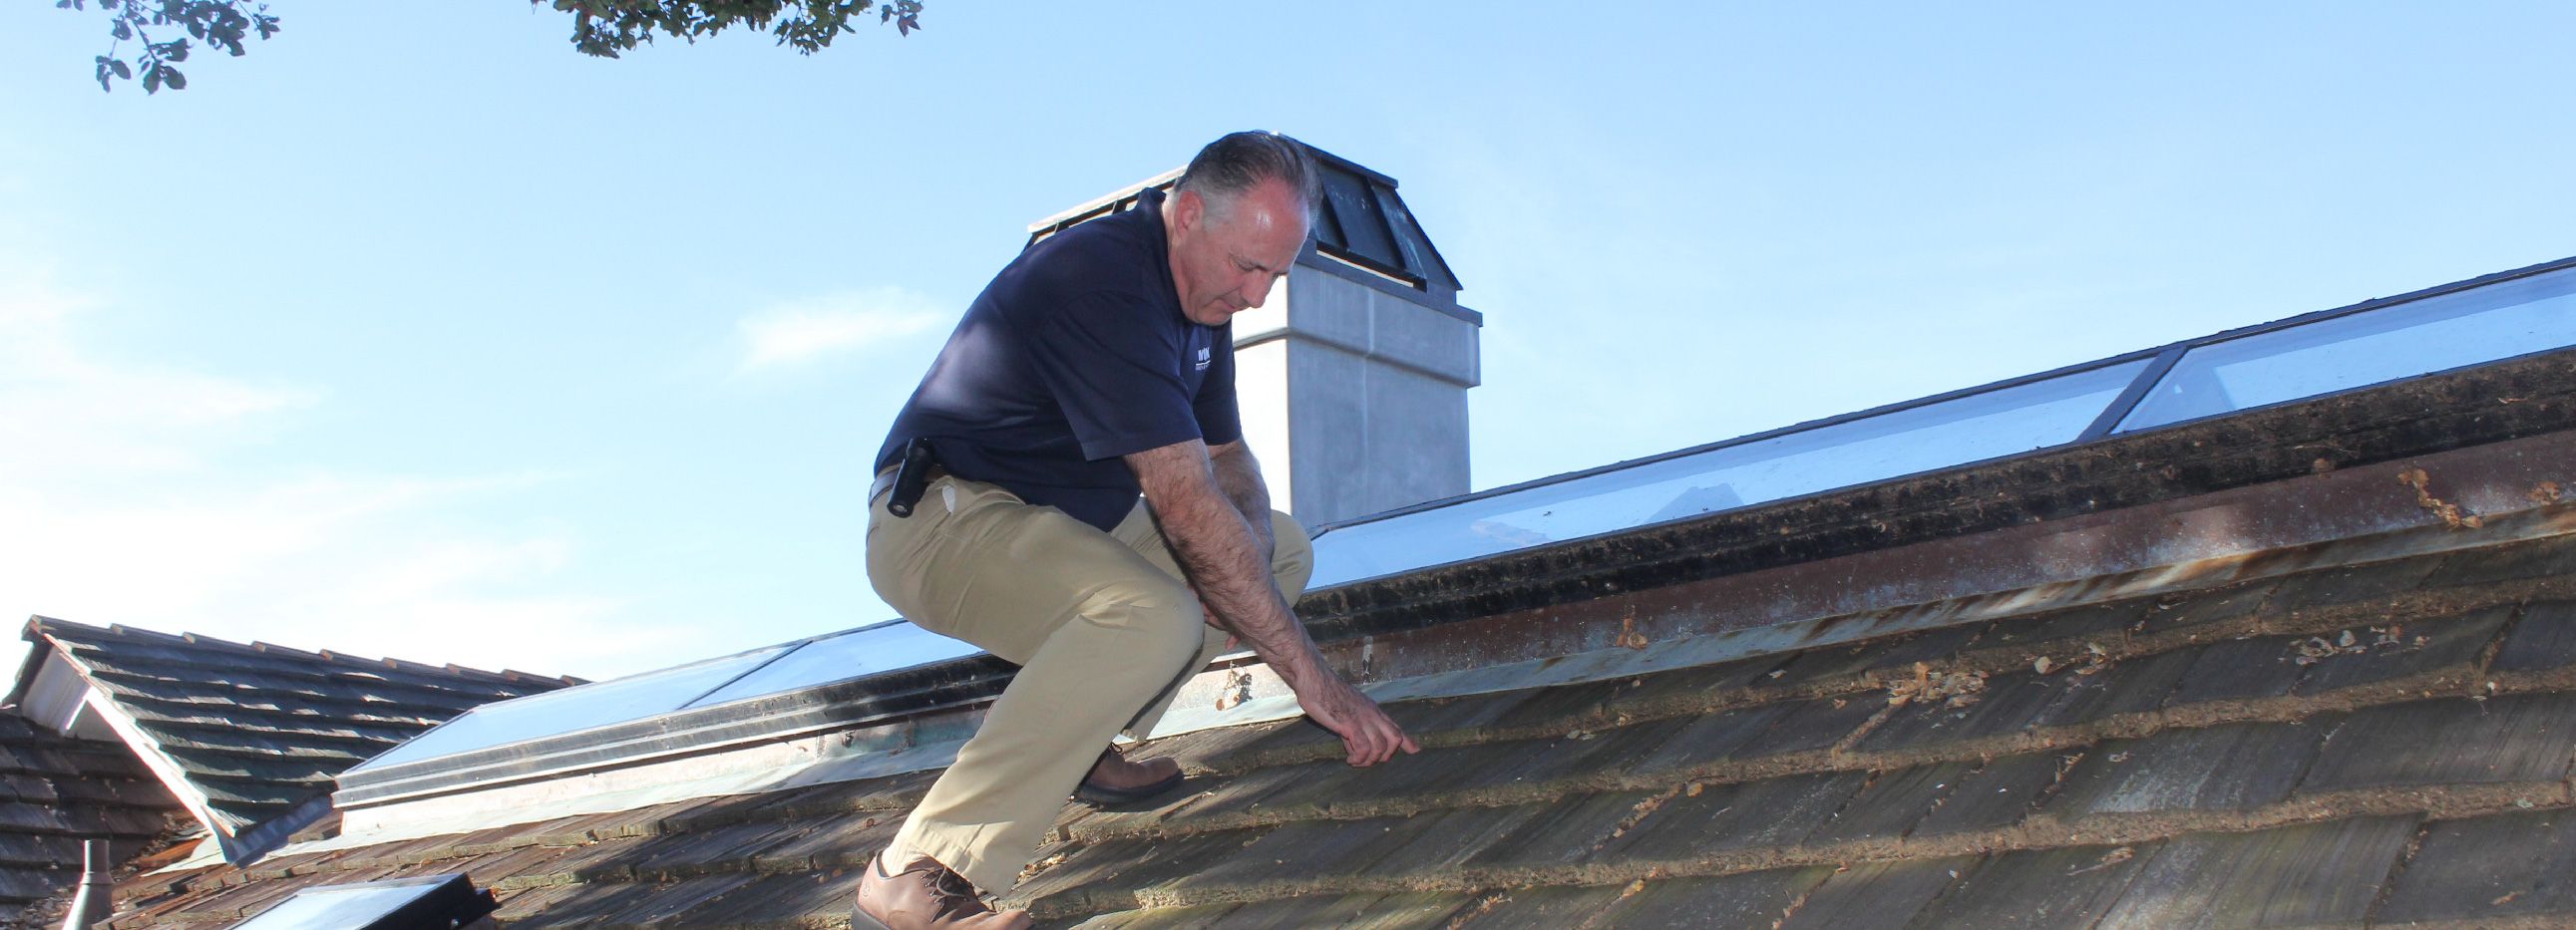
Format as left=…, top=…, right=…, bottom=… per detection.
left=4, top=2, right=2572, bottom=680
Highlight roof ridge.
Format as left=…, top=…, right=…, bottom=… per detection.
left=29, top=616, right=577, bottom=687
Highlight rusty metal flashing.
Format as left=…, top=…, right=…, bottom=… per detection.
left=1292, top=432, right=2576, bottom=695
left=1298, top=346, right=2576, bottom=643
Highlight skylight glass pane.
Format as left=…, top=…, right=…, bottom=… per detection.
left=1309, top=359, right=2151, bottom=588
left=683, top=623, right=978, bottom=709
left=231, top=876, right=458, bottom=928
left=353, top=644, right=790, bottom=771
left=2117, top=266, right=2576, bottom=432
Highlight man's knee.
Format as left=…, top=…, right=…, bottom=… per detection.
left=1270, top=510, right=1313, bottom=601
left=1077, top=574, right=1207, bottom=668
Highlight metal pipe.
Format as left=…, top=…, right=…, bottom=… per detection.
left=61, top=838, right=111, bottom=930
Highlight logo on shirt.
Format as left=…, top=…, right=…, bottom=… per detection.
left=1196, top=346, right=1212, bottom=371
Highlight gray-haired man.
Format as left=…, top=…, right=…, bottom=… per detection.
left=855, top=132, right=1419, bottom=929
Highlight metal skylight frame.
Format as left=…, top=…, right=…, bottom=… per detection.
left=337, top=252, right=2576, bottom=795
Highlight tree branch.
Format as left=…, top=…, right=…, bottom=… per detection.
left=58, top=1, right=922, bottom=94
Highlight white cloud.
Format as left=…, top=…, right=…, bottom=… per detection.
left=0, top=258, right=665, bottom=680
left=735, top=287, right=947, bottom=372
left=0, top=268, right=319, bottom=477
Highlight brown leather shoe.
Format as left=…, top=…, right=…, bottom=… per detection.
left=852, top=852, right=1031, bottom=930
left=1074, top=746, right=1184, bottom=806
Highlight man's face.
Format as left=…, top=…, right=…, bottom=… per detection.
left=1167, top=179, right=1308, bottom=327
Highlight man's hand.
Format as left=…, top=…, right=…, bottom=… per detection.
left=1296, top=675, right=1420, bottom=768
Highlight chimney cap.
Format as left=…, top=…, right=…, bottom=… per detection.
left=1027, top=141, right=1463, bottom=306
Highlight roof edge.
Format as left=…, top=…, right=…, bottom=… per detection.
left=22, top=615, right=580, bottom=688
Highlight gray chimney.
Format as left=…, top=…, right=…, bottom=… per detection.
left=1027, top=144, right=1479, bottom=524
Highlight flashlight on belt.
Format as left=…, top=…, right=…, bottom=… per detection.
left=887, top=437, right=937, bottom=518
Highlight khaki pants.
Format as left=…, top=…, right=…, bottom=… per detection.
left=866, top=473, right=1312, bottom=893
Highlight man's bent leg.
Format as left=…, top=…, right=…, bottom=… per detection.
left=867, top=477, right=1206, bottom=893
left=1107, top=503, right=1314, bottom=740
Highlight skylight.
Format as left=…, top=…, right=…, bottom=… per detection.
left=345, top=621, right=978, bottom=776
left=1307, top=357, right=2152, bottom=587
left=680, top=621, right=979, bottom=710
left=1309, top=258, right=2576, bottom=587
left=350, top=643, right=793, bottom=773
left=339, top=254, right=2576, bottom=789
left=2116, top=264, right=2576, bottom=432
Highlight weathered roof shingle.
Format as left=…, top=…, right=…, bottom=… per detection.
left=17, top=618, right=580, bottom=862
left=0, top=714, right=184, bottom=928
left=99, top=509, right=2576, bottom=928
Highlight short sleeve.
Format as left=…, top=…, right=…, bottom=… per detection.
left=1194, top=326, right=1244, bottom=447
left=1023, top=292, right=1205, bottom=461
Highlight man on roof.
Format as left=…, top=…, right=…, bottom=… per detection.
left=855, top=131, right=1420, bottom=929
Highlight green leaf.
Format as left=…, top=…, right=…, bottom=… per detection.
left=110, top=58, right=132, bottom=79
left=163, top=66, right=185, bottom=89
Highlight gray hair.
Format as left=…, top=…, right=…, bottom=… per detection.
left=1174, top=131, right=1322, bottom=226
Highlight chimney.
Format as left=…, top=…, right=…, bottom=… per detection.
left=1028, top=144, right=1480, bottom=524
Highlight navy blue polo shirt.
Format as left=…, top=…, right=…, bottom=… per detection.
left=875, top=187, right=1243, bottom=531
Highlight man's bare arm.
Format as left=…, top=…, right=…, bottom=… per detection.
left=1127, top=439, right=1416, bottom=767
left=1205, top=440, right=1274, bottom=558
